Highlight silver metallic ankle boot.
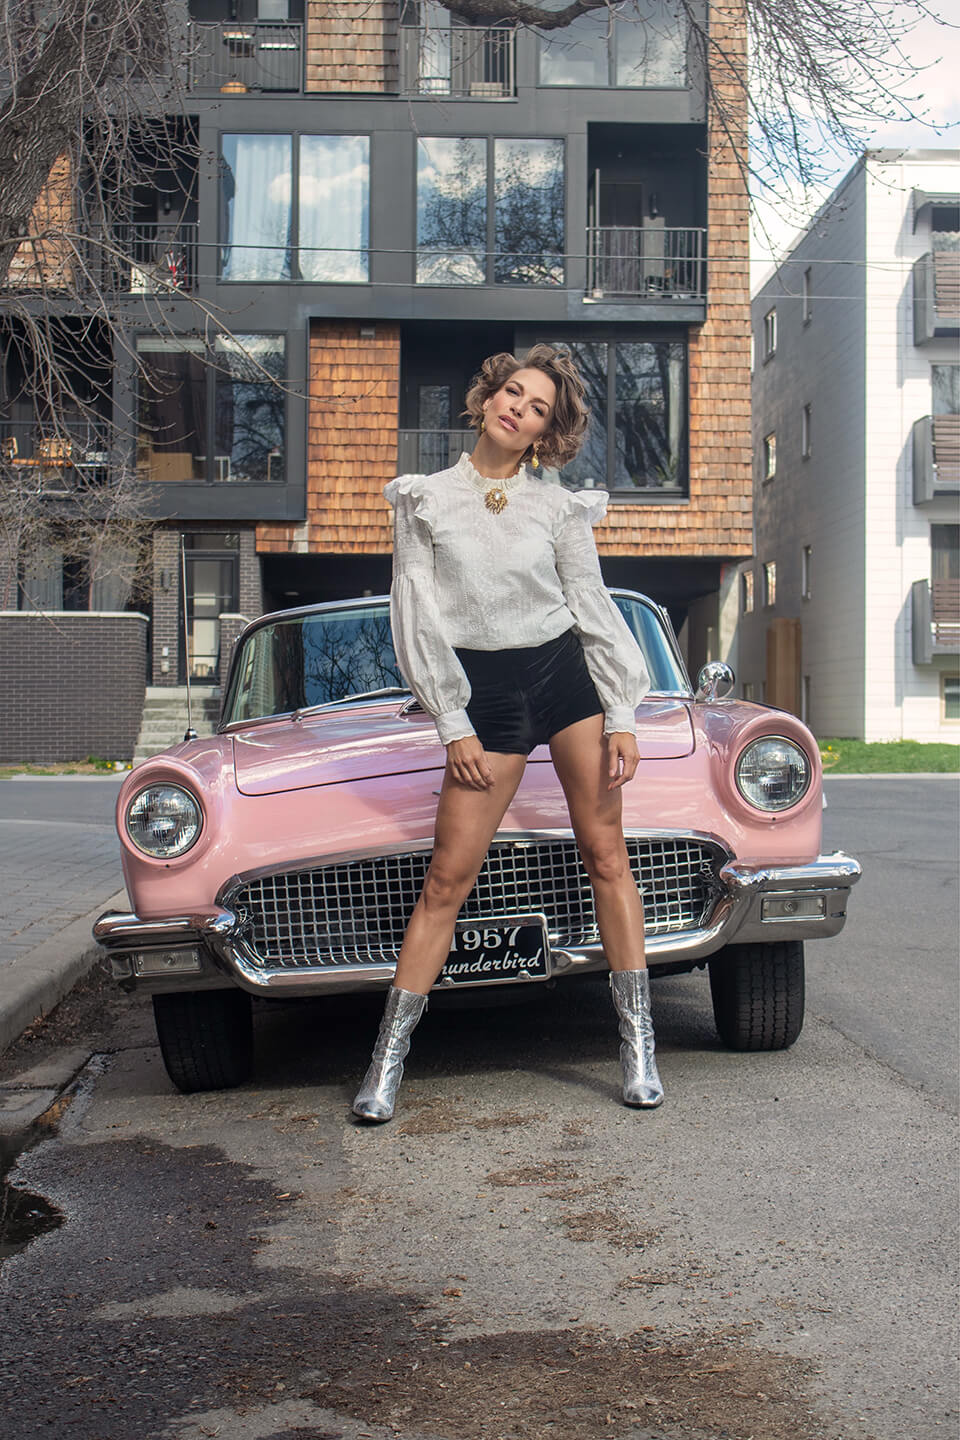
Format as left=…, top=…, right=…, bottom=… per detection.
left=609, top=969, right=664, bottom=1109
left=352, top=986, right=428, bottom=1123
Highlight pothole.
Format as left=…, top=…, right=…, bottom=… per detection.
left=0, top=1180, right=62, bottom=1265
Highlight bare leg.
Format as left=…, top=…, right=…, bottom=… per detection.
left=393, top=750, right=529, bottom=993
left=549, top=714, right=663, bottom=1106
left=548, top=713, right=646, bottom=970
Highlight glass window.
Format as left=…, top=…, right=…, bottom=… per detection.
left=801, top=404, right=812, bottom=458
left=802, top=544, right=812, bottom=599
left=214, top=335, right=285, bottom=483
left=741, top=570, right=754, bottom=614
left=802, top=266, right=812, bottom=323
left=556, top=340, right=609, bottom=487
left=943, top=675, right=960, bottom=721
left=299, top=136, right=369, bottom=282
left=494, top=138, right=564, bottom=286
left=221, top=134, right=293, bottom=281
left=614, top=341, right=686, bottom=489
left=416, top=137, right=486, bottom=284
left=539, top=0, right=687, bottom=87
left=931, top=524, right=960, bottom=580
left=764, top=560, right=777, bottom=607
left=763, top=308, right=777, bottom=360
left=763, top=432, right=776, bottom=480
left=932, top=365, right=960, bottom=415
left=615, top=1, right=687, bottom=87
left=137, top=337, right=208, bottom=483
left=539, top=12, right=608, bottom=86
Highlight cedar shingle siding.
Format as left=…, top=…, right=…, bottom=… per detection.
left=305, top=1, right=398, bottom=93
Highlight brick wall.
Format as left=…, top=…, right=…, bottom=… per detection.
left=596, top=0, right=751, bottom=561
left=7, top=155, right=74, bottom=290
left=0, top=613, right=148, bottom=763
left=258, top=322, right=400, bottom=555
left=305, top=1, right=397, bottom=92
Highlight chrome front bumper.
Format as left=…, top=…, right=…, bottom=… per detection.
left=95, top=850, right=861, bottom=996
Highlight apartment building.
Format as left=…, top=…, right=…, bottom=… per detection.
left=1, top=1, right=753, bottom=758
left=741, top=149, right=959, bottom=740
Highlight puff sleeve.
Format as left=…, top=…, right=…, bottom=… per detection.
left=385, top=476, right=475, bottom=746
left=554, top=490, right=651, bottom=735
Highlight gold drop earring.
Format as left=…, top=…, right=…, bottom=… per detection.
left=531, top=443, right=540, bottom=470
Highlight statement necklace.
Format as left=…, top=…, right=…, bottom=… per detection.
left=463, top=454, right=527, bottom=514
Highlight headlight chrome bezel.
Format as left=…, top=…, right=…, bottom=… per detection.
left=735, top=735, right=812, bottom=813
left=125, top=783, right=203, bottom=859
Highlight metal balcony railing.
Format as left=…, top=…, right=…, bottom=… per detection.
left=399, top=25, right=516, bottom=98
left=912, top=577, right=960, bottom=664
left=188, top=21, right=303, bottom=93
left=398, top=428, right=475, bottom=475
left=913, top=243, right=960, bottom=345
left=82, top=222, right=198, bottom=294
left=0, top=420, right=113, bottom=492
left=586, top=226, right=706, bottom=301
left=913, top=413, right=960, bottom=504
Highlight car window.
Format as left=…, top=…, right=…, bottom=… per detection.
left=225, top=605, right=402, bottom=723
left=612, top=595, right=689, bottom=694
left=223, top=595, right=689, bottom=725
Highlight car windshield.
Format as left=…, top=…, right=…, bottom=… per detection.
left=222, top=596, right=690, bottom=726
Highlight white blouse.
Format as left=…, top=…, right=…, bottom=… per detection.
left=386, top=452, right=651, bottom=746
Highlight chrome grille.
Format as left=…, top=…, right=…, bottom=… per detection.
left=229, top=837, right=722, bottom=971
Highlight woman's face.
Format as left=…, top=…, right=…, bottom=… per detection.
left=482, top=367, right=557, bottom=454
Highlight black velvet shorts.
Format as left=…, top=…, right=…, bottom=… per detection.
left=454, top=627, right=604, bottom=756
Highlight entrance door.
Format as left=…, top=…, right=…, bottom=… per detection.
left=181, top=545, right=239, bottom=683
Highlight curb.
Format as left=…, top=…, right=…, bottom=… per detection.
left=0, top=889, right=128, bottom=1057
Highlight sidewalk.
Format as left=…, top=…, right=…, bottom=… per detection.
left=0, top=779, right=127, bottom=1054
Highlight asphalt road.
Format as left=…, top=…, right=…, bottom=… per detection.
left=0, top=776, right=956, bottom=1440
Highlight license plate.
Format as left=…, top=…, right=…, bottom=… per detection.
left=439, top=915, right=551, bottom=987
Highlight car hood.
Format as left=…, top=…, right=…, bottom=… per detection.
left=232, top=699, right=695, bottom=797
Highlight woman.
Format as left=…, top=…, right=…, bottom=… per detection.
left=352, top=344, right=663, bottom=1122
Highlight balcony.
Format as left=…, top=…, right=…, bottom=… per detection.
left=398, top=428, right=475, bottom=475
left=586, top=226, right=705, bottom=301
left=912, top=577, right=960, bottom=664
left=913, top=244, right=960, bottom=345
left=1, top=421, right=112, bottom=494
left=83, top=223, right=198, bottom=295
left=188, top=21, right=303, bottom=93
left=913, top=414, right=960, bottom=505
left=399, top=25, right=516, bottom=98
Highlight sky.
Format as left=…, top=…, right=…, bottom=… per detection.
left=749, top=6, right=960, bottom=290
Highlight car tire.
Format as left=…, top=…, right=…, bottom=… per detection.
left=152, top=990, right=254, bottom=1093
left=708, top=940, right=805, bottom=1051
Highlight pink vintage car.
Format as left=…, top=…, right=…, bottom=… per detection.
left=95, top=593, right=861, bottom=1093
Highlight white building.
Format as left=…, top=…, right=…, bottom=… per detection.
left=739, top=149, right=959, bottom=741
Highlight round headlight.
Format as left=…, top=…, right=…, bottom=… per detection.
left=735, top=737, right=811, bottom=812
left=126, top=784, right=202, bottom=858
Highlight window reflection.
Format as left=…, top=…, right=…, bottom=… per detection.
left=494, top=139, right=564, bottom=286
left=299, top=136, right=369, bottom=282
left=539, top=0, right=687, bottom=88
left=615, top=341, right=686, bottom=489
left=221, top=134, right=293, bottom=281
left=552, top=340, right=609, bottom=486
left=214, top=335, right=285, bottom=483
left=221, top=134, right=369, bottom=282
left=416, top=137, right=486, bottom=284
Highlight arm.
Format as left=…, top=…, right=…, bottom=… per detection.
left=553, top=492, right=651, bottom=738
left=387, top=478, right=476, bottom=747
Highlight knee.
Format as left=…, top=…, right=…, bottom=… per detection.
left=580, top=838, right=630, bottom=888
left=420, top=861, right=473, bottom=912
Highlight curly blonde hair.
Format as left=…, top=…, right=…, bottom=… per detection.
left=463, top=343, right=590, bottom=470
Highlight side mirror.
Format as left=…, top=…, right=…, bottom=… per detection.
left=696, top=661, right=735, bottom=702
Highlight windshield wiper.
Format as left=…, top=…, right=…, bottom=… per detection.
left=292, top=687, right=410, bottom=719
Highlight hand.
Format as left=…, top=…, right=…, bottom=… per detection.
left=606, top=731, right=639, bottom=790
left=446, top=734, right=495, bottom=790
